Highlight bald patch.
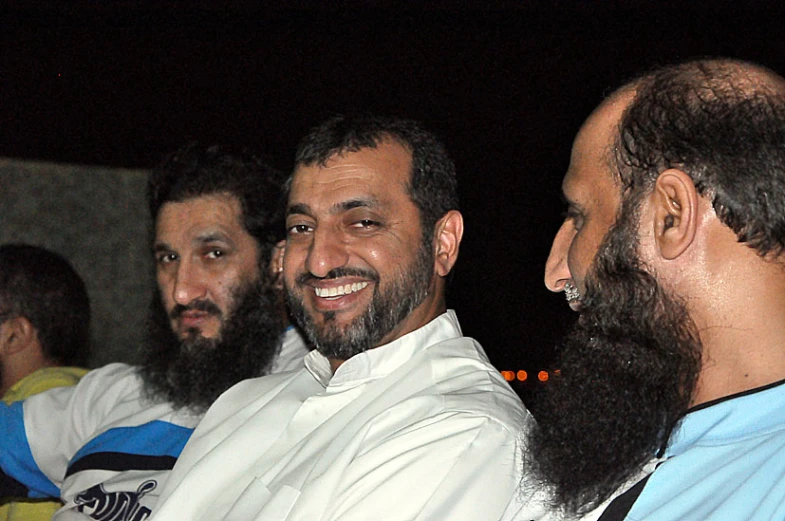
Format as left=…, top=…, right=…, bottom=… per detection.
left=574, top=87, right=636, bottom=186
left=630, top=58, right=785, bottom=104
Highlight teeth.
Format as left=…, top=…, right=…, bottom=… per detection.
left=564, top=281, right=581, bottom=303
left=314, top=281, right=369, bottom=298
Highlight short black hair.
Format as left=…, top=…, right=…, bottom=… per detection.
left=292, top=114, right=460, bottom=235
left=0, top=244, right=90, bottom=366
left=614, top=58, right=785, bottom=257
left=147, top=143, right=287, bottom=267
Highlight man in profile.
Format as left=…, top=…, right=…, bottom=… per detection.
left=0, top=144, right=309, bottom=520
left=0, top=244, right=90, bottom=520
left=151, top=116, right=535, bottom=521
left=509, top=59, right=785, bottom=520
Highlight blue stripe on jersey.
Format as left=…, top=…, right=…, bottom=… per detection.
left=69, top=420, right=193, bottom=472
left=0, top=400, right=59, bottom=498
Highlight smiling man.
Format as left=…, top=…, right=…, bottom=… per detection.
left=150, top=115, right=536, bottom=521
left=284, top=139, right=447, bottom=373
left=0, top=144, right=309, bottom=520
left=504, top=59, right=785, bottom=520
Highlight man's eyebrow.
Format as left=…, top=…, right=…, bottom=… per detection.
left=286, top=198, right=379, bottom=217
left=559, top=193, right=588, bottom=219
left=153, top=242, right=172, bottom=254
left=559, top=192, right=575, bottom=208
left=559, top=191, right=583, bottom=209
left=338, top=198, right=378, bottom=212
left=154, top=232, right=231, bottom=253
left=286, top=203, right=311, bottom=217
left=196, top=232, right=229, bottom=242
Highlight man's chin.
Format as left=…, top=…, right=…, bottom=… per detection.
left=176, top=323, right=221, bottom=340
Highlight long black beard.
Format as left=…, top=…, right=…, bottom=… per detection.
left=286, top=239, right=433, bottom=361
left=529, top=209, right=702, bottom=516
left=138, top=276, right=283, bottom=414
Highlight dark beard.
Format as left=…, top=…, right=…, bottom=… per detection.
left=286, top=239, right=433, bottom=361
left=138, top=276, right=284, bottom=414
left=529, top=205, right=702, bottom=516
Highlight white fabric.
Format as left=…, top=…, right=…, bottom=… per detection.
left=270, top=326, right=311, bottom=374
left=152, top=311, right=538, bottom=521
left=0, top=328, right=309, bottom=521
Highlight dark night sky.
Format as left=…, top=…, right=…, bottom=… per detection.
left=3, top=1, right=785, bottom=398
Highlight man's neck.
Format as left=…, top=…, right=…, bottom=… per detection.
left=329, top=358, right=344, bottom=374
left=690, top=273, right=785, bottom=406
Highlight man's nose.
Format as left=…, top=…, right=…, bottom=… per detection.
left=303, top=226, right=350, bottom=279
left=173, top=260, right=208, bottom=305
left=544, top=223, right=572, bottom=293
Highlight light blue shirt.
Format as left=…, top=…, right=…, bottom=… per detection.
left=625, top=379, right=785, bottom=520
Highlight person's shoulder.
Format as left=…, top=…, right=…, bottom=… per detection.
left=394, top=334, right=532, bottom=433
left=47, top=362, right=147, bottom=409
left=3, top=366, right=88, bottom=402
left=77, top=362, right=141, bottom=388
left=425, top=334, right=523, bottom=397
left=31, top=366, right=89, bottom=383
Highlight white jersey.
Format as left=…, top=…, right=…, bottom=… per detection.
left=0, top=328, right=309, bottom=521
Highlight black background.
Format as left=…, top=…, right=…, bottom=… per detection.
left=3, top=1, right=785, bottom=401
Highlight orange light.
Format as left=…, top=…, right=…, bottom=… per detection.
left=538, top=370, right=549, bottom=382
left=501, top=371, right=515, bottom=382
left=516, top=370, right=528, bottom=382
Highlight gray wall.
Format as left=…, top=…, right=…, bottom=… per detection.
left=0, top=158, right=153, bottom=367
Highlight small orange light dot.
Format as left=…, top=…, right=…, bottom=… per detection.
left=501, top=371, right=514, bottom=382
left=538, top=370, right=549, bottom=382
left=516, top=370, right=528, bottom=382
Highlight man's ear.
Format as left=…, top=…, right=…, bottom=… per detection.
left=433, top=210, right=464, bottom=277
left=0, top=316, right=36, bottom=357
left=652, top=169, right=699, bottom=260
left=269, top=240, right=286, bottom=290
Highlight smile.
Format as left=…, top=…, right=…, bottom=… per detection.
left=563, top=281, right=585, bottom=312
left=314, top=281, right=369, bottom=298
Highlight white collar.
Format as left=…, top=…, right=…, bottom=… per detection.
left=304, top=310, right=462, bottom=387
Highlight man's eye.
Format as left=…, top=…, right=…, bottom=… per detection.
left=206, top=249, right=225, bottom=259
left=288, top=224, right=312, bottom=234
left=157, top=253, right=177, bottom=264
left=354, top=219, right=380, bottom=229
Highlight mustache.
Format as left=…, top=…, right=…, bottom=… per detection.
left=170, top=299, right=222, bottom=320
left=295, top=267, right=379, bottom=286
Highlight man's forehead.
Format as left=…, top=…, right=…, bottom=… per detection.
left=576, top=89, right=633, bottom=151
left=288, top=143, right=413, bottom=206
left=158, top=193, right=242, bottom=219
left=565, top=89, right=635, bottom=190
left=155, top=193, right=247, bottom=240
